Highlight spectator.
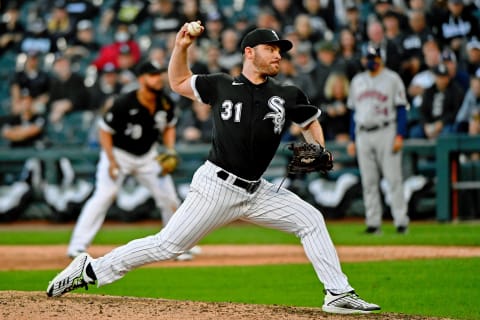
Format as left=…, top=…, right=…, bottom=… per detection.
left=253, top=7, right=282, bottom=34
left=368, top=0, right=409, bottom=31
left=340, top=0, right=367, bottom=44
left=268, top=0, right=302, bottom=33
left=382, top=10, right=404, bottom=48
left=116, top=44, right=138, bottom=91
left=177, top=100, right=213, bottom=144
left=312, top=40, right=345, bottom=106
left=455, top=68, right=480, bottom=135
left=99, top=0, right=150, bottom=35
left=46, top=0, right=76, bottom=44
left=9, top=51, right=50, bottom=115
left=179, top=0, right=206, bottom=25
left=292, top=13, right=324, bottom=45
left=399, top=9, right=433, bottom=86
left=87, top=62, right=122, bottom=111
left=62, top=0, right=101, bottom=22
left=301, top=0, right=336, bottom=33
left=147, top=46, right=169, bottom=70
left=321, top=72, right=351, bottom=142
left=92, top=23, right=141, bottom=71
left=20, top=18, right=57, bottom=54
left=410, top=63, right=465, bottom=139
left=407, top=38, right=442, bottom=132
left=0, top=3, right=25, bottom=56
left=336, top=27, right=363, bottom=80
left=198, top=11, right=225, bottom=50
left=407, top=38, right=441, bottom=108
left=292, top=42, right=317, bottom=99
left=277, top=53, right=316, bottom=97
left=2, top=89, right=46, bottom=148
left=148, top=0, right=182, bottom=47
left=401, top=9, right=432, bottom=60
left=408, top=0, right=436, bottom=27
left=463, top=37, right=480, bottom=76
left=362, top=20, right=403, bottom=73
left=440, top=48, right=470, bottom=91
left=231, top=14, right=253, bottom=35
left=218, top=28, right=242, bottom=71
left=205, top=45, right=229, bottom=74
left=436, top=0, right=480, bottom=54
left=187, top=43, right=209, bottom=75
left=48, top=54, right=90, bottom=124
left=64, top=19, right=100, bottom=66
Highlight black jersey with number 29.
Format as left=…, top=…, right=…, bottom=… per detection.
left=193, top=73, right=320, bottom=181
left=102, top=90, right=177, bottom=156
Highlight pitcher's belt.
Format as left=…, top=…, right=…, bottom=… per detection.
left=216, top=170, right=260, bottom=194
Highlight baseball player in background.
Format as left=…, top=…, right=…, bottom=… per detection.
left=47, top=24, right=380, bottom=315
left=347, top=46, right=410, bottom=234
left=66, top=61, right=185, bottom=259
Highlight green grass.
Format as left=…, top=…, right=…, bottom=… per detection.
left=2, top=259, right=479, bottom=319
left=1, top=220, right=480, bottom=319
left=1, top=220, right=480, bottom=246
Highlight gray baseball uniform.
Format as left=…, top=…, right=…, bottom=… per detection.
left=348, top=68, right=409, bottom=228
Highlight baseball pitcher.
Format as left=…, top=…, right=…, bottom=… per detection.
left=47, top=25, right=380, bottom=315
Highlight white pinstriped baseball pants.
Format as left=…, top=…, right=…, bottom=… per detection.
left=91, top=161, right=354, bottom=293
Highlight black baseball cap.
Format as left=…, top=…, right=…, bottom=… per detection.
left=433, top=63, right=449, bottom=76
left=240, top=28, right=292, bottom=53
left=135, top=60, right=167, bottom=76
left=364, top=46, right=381, bottom=59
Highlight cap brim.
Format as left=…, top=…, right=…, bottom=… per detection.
left=267, top=39, right=293, bottom=53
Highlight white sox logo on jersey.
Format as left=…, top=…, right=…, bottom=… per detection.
left=263, top=96, right=285, bottom=134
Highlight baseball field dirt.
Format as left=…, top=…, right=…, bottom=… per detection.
left=2, top=244, right=478, bottom=319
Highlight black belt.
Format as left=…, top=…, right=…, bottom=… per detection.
left=359, top=121, right=391, bottom=132
left=216, top=170, right=261, bottom=194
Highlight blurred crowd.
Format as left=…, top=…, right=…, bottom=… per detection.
left=0, top=0, right=479, bottom=150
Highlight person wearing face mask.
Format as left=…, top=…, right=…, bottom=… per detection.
left=346, top=46, right=410, bottom=235
left=92, top=23, right=141, bottom=71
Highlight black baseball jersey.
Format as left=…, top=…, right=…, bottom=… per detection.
left=101, top=90, right=177, bottom=156
left=194, top=73, right=320, bottom=180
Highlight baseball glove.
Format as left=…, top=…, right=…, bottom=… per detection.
left=156, top=149, right=180, bottom=176
left=287, top=142, right=333, bottom=174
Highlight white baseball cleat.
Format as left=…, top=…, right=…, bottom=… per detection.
left=189, top=245, right=202, bottom=255
left=322, top=290, right=381, bottom=314
left=67, top=250, right=85, bottom=259
left=46, top=253, right=96, bottom=297
left=175, top=251, right=194, bottom=261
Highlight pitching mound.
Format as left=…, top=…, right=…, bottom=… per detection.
left=0, top=291, right=451, bottom=320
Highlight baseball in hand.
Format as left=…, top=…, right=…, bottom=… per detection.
left=187, top=22, right=202, bottom=36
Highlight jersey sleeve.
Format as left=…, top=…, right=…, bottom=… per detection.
left=347, top=77, right=357, bottom=110
left=159, top=94, right=178, bottom=127
left=191, top=73, right=225, bottom=105
left=99, top=97, right=124, bottom=133
left=288, top=87, right=321, bottom=128
left=393, top=74, right=408, bottom=106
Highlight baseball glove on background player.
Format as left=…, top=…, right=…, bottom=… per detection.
left=287, top=142, right=333, bottom=174
left=156, top=149, right=180, bottom=176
